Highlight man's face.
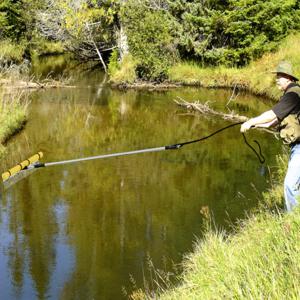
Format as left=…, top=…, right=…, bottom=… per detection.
left=276, top=74, right=292, bottom=91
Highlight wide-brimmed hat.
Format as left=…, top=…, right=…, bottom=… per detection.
left=272, top=61, right=299, bottom=81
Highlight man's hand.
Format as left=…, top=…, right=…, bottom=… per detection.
left=240, top=120, right=253, bottom=132
left=241, top=110, right=277, bottom=133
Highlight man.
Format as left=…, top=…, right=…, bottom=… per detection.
left=241, top=61, right=300, bottom=212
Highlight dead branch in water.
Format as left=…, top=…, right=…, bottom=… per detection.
left=174, top=97, right=277, bottom=136
left=0, top=78, right=76, bottom=90
left=174, top=97, right=248, bottom=122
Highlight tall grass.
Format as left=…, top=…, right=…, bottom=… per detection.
left=129, top=151, right=299, bottom=300
left=0, top=40, right=26, bottom=65
left=168, top=32, right=300, bottom=100
left=261, top=151, right=288, bottom=210
left=157, top=206, right=300, bottom=300
left=0, top=40, right=30, bottom=83
left=0, top=92, right=28, bottom=157
left=109, top=53, right=137, bottom=84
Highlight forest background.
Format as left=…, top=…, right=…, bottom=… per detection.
left=1, top=0, right=300, bottom=82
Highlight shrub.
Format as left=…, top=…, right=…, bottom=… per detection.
left=108, top=51, right=137, bottom=84
left=169, top=0, right=300, bottom=66
left=0, top=39, right=26, bottom=65
left=121, top=0, right=179, bottom=81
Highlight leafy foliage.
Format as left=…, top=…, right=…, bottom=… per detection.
left=108, top=51, right=137, bottom=83
left=56, top=0, right=118, bottom=39
left=121, top=0, right=179, bottom=81
left=169, top=0, right=300, bottom=66
left=0, top=0, right=26, bottom=40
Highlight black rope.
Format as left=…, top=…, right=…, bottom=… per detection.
left=242, top=133, right=265, bottom=164
left=166, top=121, right=265, bottom=164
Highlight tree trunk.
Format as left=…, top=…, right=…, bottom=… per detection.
left=118, top=24, right=129, bottom=61
left=86, top=23, right=107, bottom=73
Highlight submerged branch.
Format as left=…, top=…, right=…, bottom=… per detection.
left=0, top=78, right=76, bottom=90
left=174, top=97, right=248, bottom=122
left=174, top=97, right=277, bottom=135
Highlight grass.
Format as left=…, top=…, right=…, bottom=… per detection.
left=0, top=40, right=30, bottom=83
left=109, top=53, right=137, bottom=84
left=31, top=39, right=65, bottom=57
left=168, top=32, right=300, bottom=100
left=0, top=39, right=66, bottom=158
left=261, top=152, right=288, bottom=210
left=0, top=93, right=28, bottom=158
left=157, top=206, right=300, bottom=300
left=0, top=40, right=27, bottom=65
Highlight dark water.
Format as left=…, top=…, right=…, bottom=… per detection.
left=0, top=57, right=281, bottom=299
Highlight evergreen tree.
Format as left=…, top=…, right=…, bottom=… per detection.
left=0, top=0, right=26, bottom=40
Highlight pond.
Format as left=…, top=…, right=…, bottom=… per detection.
left=0, top=57, right=282, bottom=299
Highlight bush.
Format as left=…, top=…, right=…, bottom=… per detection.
left=108, top=51, right=137, bottom=84
left=0, top=0, right=26, bottom=40
left=121, top=0, right=179, bottom=81
left=108, top=48, right=119, bottom=77
left=169, top=0, right=300, bottom=66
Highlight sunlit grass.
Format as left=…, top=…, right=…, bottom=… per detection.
left=261, top=151, right=288, bottom=210
left=0, top=92, right=28, bottom=157
left=168, top=32, right=300, bottom=100
left=0, top=40, right=30, bottom=83
left=0, top=40, right=26, bottom=65
left=109, top=53, right=137, bottom=84
left=134, top=169, right=300, bottom=300
left=128, top=145, right=294, bottom=299
left=156, top=206, right=300, bottom=300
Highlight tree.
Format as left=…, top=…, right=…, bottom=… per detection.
left=121, top=0, right=179, bottom=81
left=34, top=0, right=120, bottom=70
left=168, top=0, right=300, bottom=66
left=0, top=0, right=26, bottom=40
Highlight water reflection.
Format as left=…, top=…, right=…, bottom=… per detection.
left=0, top=62, right=282, bottom=299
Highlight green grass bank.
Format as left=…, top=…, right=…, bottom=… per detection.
left=168, top=32, right=300, bottom=101
left=0, top=93, right=27, bottom=158
left=156, top=205, right=300, bottom=299
left=0, top=39, right=63, bottom=159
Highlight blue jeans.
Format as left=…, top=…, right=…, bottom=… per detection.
left=284, top=143, right=300, bottom=211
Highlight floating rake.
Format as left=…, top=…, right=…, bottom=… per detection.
left=1, top=152, right=43, bottom=189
